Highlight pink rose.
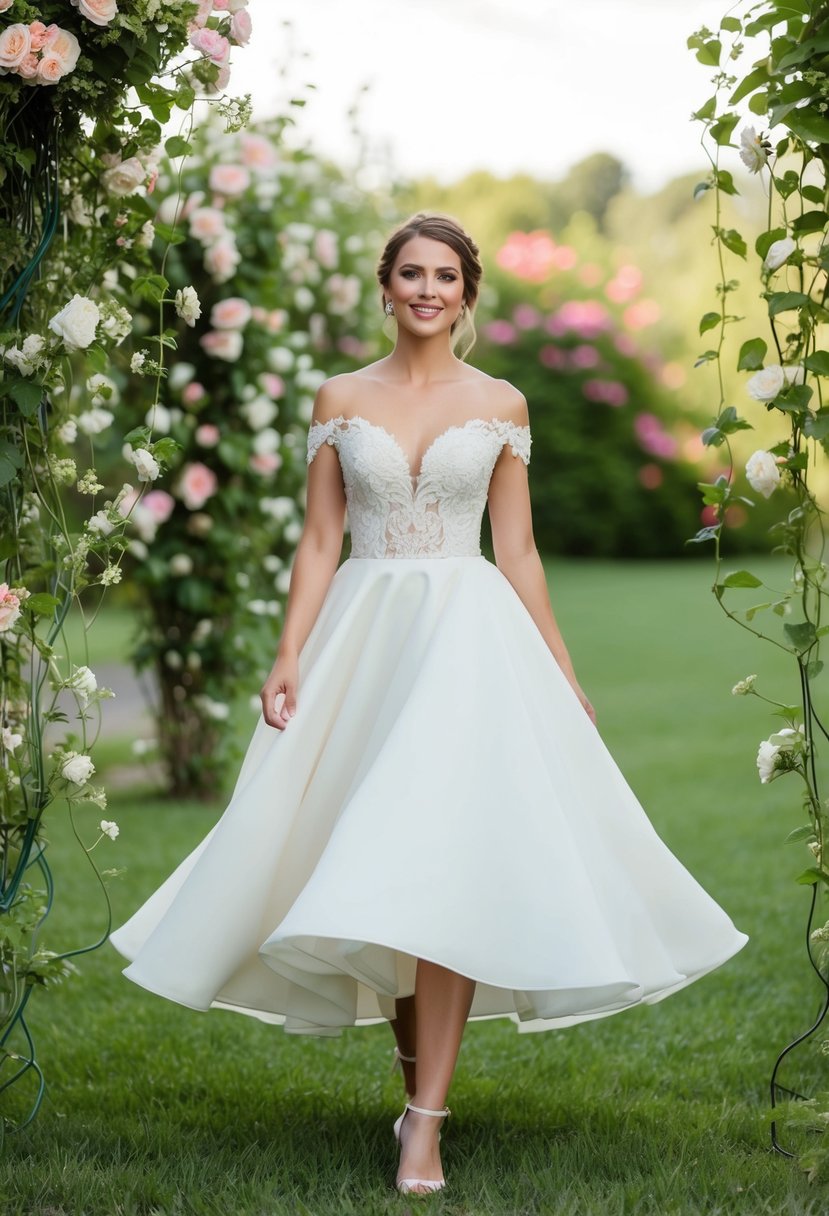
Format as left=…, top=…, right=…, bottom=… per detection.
left=0, top=25, right=32, bottom=69
left=239, top=134, right=276, bottom=170
left=182, top=382, right=206, bottom=406
left=189, top=0, right=212, bottom=27
left=210, top=297, right=251, bottom=329
left=70, top=0, right=118, bottom=27
left=181, top=382, right=206, bottom=406
left=36, top=54, right=67, bottom=84
left=189, top=207, right=226, bottom=242
left=214, top=62, right=231, bottom=90
left=0, top=0, right=15, bottom=12
left=142, top=490, right=176, bottom=523
left=178, top=462, right=218, bottom=510
left=42, top=26, right=80, bottom=70
left=189, top=27, right=230, bottom=65
left=208, top=164, right=250, bottom=196
left=265, top=309, right=287, bottom=334
left=230, top=9, right=252, bottom=44
left=249, top=452, right=282, bottom=476
left=200, top=330, right=243, bottom=361
left=314, top=229, right=339, bottom=270
left=16, top=52, right=38, bottom=79
left=195, top=424, right=220, bottom=447
left=203, top=238, right=241, bottom=282
left=0, top=583, right=22, bottom=633
left=259, top=373, right=285, bottom=399
left=28, top=22, right=48, bottom=51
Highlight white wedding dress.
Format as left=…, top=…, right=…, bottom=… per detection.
left=110, top=412, right=748, bottom=1036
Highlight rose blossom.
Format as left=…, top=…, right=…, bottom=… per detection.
left=61, top=751, right=95, bottom=785
left=0, top=583, right=22, bottom=632
left=211, top=297, right=252, bottom=329
left=189, top=207, right=227, bottom=242
left=764, top=237, right=796, bottom=271
left=745, top=450, right=781, bottom=499
left=195, top=424, right=220, bottom=447
left=43, top=26, right=81, bottom=70
left=190, top=27, right=230, bottom=64
left=142, top=490, right=175, bottom=523
left=200, top=329, right=243, bottom=361
left=175, top=285, right=202, bottom=327
left=259, top=373, right=285, bottom=399
left=240, top=133, right=276, bottom=169
left=48, top=295, right=100, bottom=351
left=178, top=462, right=218, bottom=510
left=70, top=665, right=98, bottom=705
left=70, top=0, right=118, bottom=27
left=182, top=382, right=206, bottom=406
left=37, top=54, right=69, bottom=84
left=101, top=157, right=146, bottom=197
left=208, top=164, right=250, bottom=195
left=0, top=1, right=16, bottom=12
left=189, top=0, right=212, bottom=26
left=241, top=396, right=277, bottom=429
left=313, top=229, right=339, bottom=270
left=129, top=448, right=161, bottom=482
left=16, top=52, right=38, bottom=79
left=250, top=452, right=282, bottom=475
left=746, top=364, right=786, bottom=402
left=0, top=25, right=31, bottom=70
left=204, top=237, right=241, bottom=282
left=230, top=9, right=252, bottom=44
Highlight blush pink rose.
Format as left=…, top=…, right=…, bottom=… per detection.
left=28, top=22, right=48, bottom=50
left=0, top=583, right=22, bottom=633
left=37, top=54, right=67, bottom=84
left=200, top=329, right=243, bottom=361
left=70, top=0, right=118, bottom=27
left=189, top=207, right=226, bottom=242
left=189, top=27, right=230, bottom=64
left=182, top=382, right=206, bottom=406
left=16, top=52, right=38, bottom=79
left=189, top=0, right=212, bottom=26
left=0, top=25, right=32, bottom=69
left=43, top=26, right=80, bottom=70
left=230, top=9, right=252, bottom=44
left=313, top=229, right=339, bottom=270
left=239, top=134, right=276, bottom=170
left=0, top=0, right=15, bottom=12
left=250, top=453, right=282, bottom=476
left=195, top=424, right=220, bottom=447
left=178, top=462, right=218, bottom=510
left=204, top=238, right=241, bottom=282
left=142, top=489, right=176, bottom=523
left=259, top=373, right=285, bottom=399
left=208, top=164, right=250, bottom=195
left=210, top=297, right=252, bottom=329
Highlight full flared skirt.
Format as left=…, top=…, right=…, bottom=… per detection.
left=110, top=554, right=748, bottom=1035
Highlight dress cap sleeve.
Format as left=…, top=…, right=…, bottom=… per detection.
left=307, top=418, right=339, bottom=465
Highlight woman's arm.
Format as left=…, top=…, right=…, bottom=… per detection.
left=260, top=383, right=347, bottom=730
left=487, top=391, right=596, bottom=725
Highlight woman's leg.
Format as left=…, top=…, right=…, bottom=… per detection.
left=390, top=994, right=417, bottom=1095
left=395, top=959, right=476, bottom=1190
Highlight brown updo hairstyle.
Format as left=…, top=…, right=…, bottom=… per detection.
left=376, top=212, right=483, bottom=361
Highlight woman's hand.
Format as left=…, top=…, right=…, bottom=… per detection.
left=260, top=654, right=298, bottom=731
left=568, top=679, right=596, bottom=726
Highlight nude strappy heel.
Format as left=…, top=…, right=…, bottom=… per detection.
left=393, top=1101, right=451, bottom=1196
left=390, top=1045, right=416, bottom=1097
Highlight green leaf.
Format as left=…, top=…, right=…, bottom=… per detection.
left=768, top=291, right=811, bottom=316
left=804, top=351, right=829, bottom=375
left=720, top=16, right=742, bottom=33
left=26, top=592, right=60, bottom=616
left=722, top=570, right=763, bottom=589
left=715, top=169, right=739, bottom=196
left=745, top=602, right=772, bottom=621
left=693, top=180, right=711, bottom=200
left=699, top=311, right=720, bottom=335
left=755, top=227, right=787, bottom=259
left=802, top=185, right=826, bottom=204
left=774, top=171, right=800, bottom=200
left=687, top=525, right=720, bottom=545
left=694, top=350, right=719, bottom=367
left=164, top=135, right=192, bottom=159
left=710, top=113, right=739, bottom=145
left=132, top=274, right=169, bottom=305
left=175, top=82, right=196, bottom=111
left=720, top=227, right=746, bottom=258
left=693, top=95, right=717, bottom=121
left=792, top=211, right=829, bottom=235
left=737, top=337, right=767, bottom=370
left=716, top=406, right=753, bottom=434
left=804, top=409, right=829, bottom=440
left=730, top=63, right=769, bottom=105
left=807, top=659, right=824, bottom=680
left=779, top=383, right=813, bottom=413
left=784, top=825, right=816, bottom=844
left=748, top=92, right=770, bottom=117
left=784, top=621, right=817, bottom=652
left=698, top=479, right=729, bottom=505
left=796, top=868, right=826, bottom=886
left=784, top=110, right=829, bottom=145
left=6, top=378, right=43, bottom=416
left=701, top=426, right=725, bottom=447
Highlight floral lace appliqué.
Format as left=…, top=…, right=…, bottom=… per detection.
left=306, top=415, right=531, bottom=559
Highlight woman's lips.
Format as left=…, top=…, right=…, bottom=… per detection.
left=410, top=305, right=443, bottom=318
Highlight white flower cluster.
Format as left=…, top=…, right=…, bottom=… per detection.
left=756, top=725, right=806, bottom=784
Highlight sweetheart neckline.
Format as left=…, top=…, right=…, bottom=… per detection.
left=310, top=414, right=528, bottom=487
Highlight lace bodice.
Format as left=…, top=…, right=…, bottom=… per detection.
left=306, top=414, right=531, bottom=559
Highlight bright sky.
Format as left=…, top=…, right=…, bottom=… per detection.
left=234, top=0, right=736, bottom=193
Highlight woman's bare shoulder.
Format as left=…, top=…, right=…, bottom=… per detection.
left=310, top=371, right=368, bottom=425
left=478, top=374, right=529, bottom=427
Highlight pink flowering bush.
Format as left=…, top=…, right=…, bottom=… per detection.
left=117, top=113, right=385, bottom=798
left=478, top=231, right=710, bottom=556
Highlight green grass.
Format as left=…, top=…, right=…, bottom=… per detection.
left=3, top=557, right=828, bottom=1215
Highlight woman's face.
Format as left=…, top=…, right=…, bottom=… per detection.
left=385, top=236, right=465, bottom=340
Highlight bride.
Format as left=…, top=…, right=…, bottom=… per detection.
left=112, top=212, right=748, bottom=1198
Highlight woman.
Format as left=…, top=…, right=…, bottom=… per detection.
left=111, top=212, right=748, bottom=1197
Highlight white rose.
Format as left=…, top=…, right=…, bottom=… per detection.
left=86, top=373, right=118, bottom=404
left=764, top=237, right=796, bottom=271
left=739, top=126, right=768, bottom=174
left=71, top=665, right=98, bottom=704
left=4, top=334, right=47, bottom=376
left=101, top=157, right=146, bottom=197
left=62, top=751, right=95, bottom=785
left=267, top=346, right=294, bottom=372
left=88, top=509, right=115, bottom=536
left=57, top=418, right=78, bottom=444
left=260, top=496, right=295, bottom=522
left=129, top=448, right=160, bottom=481
left=745, top=450, right=780, bottom=499
left=145, top=403, right=173, bottom=433
left=756, top=740, right=780, bottom=784
left=100, top=819, right=120, bottom=840
left=175, top=286, right=202, bottom=327
left=48, top=295, right=100, bottom=351
left=252, top=427, right=280, bottom=455
left=746, top=364, right=786, bottom=402
left=241, top=396, right=278, bottom=430
left=77, top=408, right=114, bottom=435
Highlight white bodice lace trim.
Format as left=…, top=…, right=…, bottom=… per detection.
left=306, top=414, right=531, bottom=559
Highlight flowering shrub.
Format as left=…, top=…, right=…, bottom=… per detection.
left=690, top=0, right=829, bottom=1173
left=0, top=0, right=252, bottom=1131
left=478, top=233, right=710, bottom=556
left=116, top=114, right=386, bottom=798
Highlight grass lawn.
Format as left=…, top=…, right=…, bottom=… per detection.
left=3, top=557, right=828, bottom=1215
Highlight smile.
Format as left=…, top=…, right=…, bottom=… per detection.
left=410, top=305, right=443, bottom=318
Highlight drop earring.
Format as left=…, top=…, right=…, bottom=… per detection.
left=384, top=300, right=395, bottom=316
